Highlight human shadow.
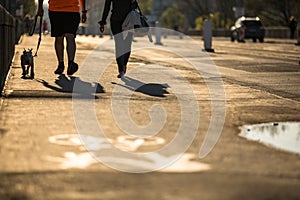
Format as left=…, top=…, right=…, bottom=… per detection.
left=37, top=75, right=104, bottom=98
left=113, top=76, right=169, bottom=97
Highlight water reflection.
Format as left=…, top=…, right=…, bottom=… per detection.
left=240, top=122, right=300, bottom=155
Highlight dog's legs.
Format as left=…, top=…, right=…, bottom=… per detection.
left=21, top=65, right=26, bottom=77
left=21, top=55, right=27, bottom=77
left=30, top=63, right=35, bottom=79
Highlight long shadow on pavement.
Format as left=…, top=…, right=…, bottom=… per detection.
left=112, top=76, right=169, bottom=97
left=37, top=75, right=104, bottom=99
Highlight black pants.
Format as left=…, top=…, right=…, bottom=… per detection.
left=110, top=20, right=133, bottom=73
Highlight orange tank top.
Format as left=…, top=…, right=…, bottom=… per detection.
left=49, top=0, right=83, bottom=12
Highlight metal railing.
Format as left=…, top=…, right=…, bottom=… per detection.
left=0, top=4, right=22, bottom=94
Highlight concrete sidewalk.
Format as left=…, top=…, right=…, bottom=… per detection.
left=0, top=34, right=106, bottom=172
left=0, top=34, right=300, bottom=200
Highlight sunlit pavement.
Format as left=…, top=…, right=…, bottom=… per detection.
left=0, top=34, right=299, bottom=199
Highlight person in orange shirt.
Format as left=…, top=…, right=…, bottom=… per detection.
left=37, top=0, right=87, bottom=75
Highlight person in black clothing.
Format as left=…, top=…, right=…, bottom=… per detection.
left=99, top=0, right=137, bottom=78
left=289, top=16, right=297, bottom=39
left=24, top=15, right=32, bottom=34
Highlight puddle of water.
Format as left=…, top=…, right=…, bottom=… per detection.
left=240, top=122, right=300, bottom=155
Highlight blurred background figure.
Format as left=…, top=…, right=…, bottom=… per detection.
left=289, top=16, right=297, bottom=39
left=43, top=20, right=49, bottom=35
left=24, top=14, right=32, bottom=34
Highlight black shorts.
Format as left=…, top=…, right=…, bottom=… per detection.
left=49, top=11, right=80, bottom=37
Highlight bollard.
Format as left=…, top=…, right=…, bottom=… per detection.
left=155, top=21, right=163, bottom=45
left=296, top=23, right=300, bottom=46
left=203, top=19, right=214, bottom=52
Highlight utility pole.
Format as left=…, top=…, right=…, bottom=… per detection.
left=155, top=0, right=163, bottom=45
left=233, top=0, right=244, bottom=18
left=208, top=0, right=216, bottom=14
left=159, top=0, right=162, bottom=20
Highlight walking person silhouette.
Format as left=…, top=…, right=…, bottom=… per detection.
left=37, top=0, right=87, bottom=75
left=99, top=0, right=138, bottom=78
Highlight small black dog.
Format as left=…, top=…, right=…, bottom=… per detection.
left=21, top=49, right=34, bottom=79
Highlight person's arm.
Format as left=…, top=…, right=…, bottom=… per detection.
left=99, top=0, right=111, bottom=26
left=131, top=0, right=138, bottom=10
left=37, top=0, right=44, bottom=16
left=80, top=0, right=87, bottom=23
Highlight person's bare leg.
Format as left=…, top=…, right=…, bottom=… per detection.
left=55, top=36, right=64, bottom=63
left=54, top=36, right=65, bottom=74
left=65, top=33, right=78, bottom=75
left=65, top=33, right=76, bottom=62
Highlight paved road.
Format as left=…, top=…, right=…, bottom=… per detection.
left=0, top=34, right=299, bottom=200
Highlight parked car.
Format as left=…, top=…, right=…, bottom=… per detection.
left=230, top=16, right=265, bottom=43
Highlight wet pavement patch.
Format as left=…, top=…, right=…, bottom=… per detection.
left=240, top=122, right=300, bottom=155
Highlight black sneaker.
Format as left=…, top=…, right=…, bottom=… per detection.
left=117, top=71, right=125, bottom=78
left=67, top=61, right=79, bottom=76
left=54, top=63, right=65, bottom=74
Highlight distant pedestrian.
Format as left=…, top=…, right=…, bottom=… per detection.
left=99, top=0, right=138, bottom=78
left=289, top=16, right=297, bottom=39
left=37, top=0, right=87, bottom=75
left=24, top=15, right=32, bottom=34
left=42, top=20, right=48, bottom=35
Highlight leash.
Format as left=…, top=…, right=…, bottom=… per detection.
left=29, top=15, right=43, bottom=57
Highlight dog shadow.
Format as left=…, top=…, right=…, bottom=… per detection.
left=112, top=76, right=169, bottom=97
left=37, top=75, right=104, bottom=97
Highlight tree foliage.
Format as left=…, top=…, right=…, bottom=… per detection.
left=161, top=6, right=186, bottom=29
left=245, top=0, right=300, bottom=26
left=136, top=0, right=300, bottom=28
left=138, top=0, right=152, bottom=15
left=175, top=0, right=300, bottom=28
left=175, top=0, right=236, bottom=28
left=19, top=0, right=36, bottom=18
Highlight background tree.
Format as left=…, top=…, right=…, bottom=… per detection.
left=176, top=0, right=236, bottom=29
left=176, top=0, right=209, bottom=28
left=214, top=0, right=235, bottom=28
left=161, top=6, right=186, bottom=30
left=151, top=0, right=300, bottom=29
left=245, top=0, right=300, bottom=26
left=138, top=0, right=152, bottom=15
left=19, top=0, right=36, bottom=18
